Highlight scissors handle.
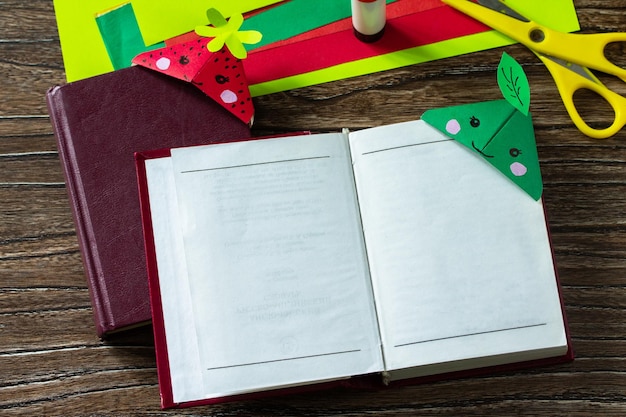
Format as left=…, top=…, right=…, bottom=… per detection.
left=539, top=55, right=626, bottom=139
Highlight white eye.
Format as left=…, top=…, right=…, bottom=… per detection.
left=445, top=119, right=461, bottom=135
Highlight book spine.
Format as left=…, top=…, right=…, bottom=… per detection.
left=46, top=86, right=112, bottom=337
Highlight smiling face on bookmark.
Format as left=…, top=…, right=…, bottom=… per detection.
left=422, top=53, right=543, bottom=201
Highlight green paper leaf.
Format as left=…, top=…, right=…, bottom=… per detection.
left=497, top=52, right=530, bottom=115
left=206, top=8, right=227, bottom=28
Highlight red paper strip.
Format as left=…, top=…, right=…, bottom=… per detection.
left=244, top=5, right=490, bottom=85
left=252, top=0, right=443, bottom=53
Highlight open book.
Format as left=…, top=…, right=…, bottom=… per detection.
left=135, top=120, right=571, bottom=408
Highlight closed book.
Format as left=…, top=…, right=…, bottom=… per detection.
left=46, top=66, right=251, bottom=337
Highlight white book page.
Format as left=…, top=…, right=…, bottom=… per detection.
left=349, top=120, right=567, bottom=374
left=144, top=157, right=205, bottom=403
left=169, top=133, right=383, bottom=399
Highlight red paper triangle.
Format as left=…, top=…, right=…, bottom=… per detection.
left=133, top=38, right=254, bottom=125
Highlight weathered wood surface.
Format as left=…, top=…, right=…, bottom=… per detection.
left=1, top=1, right=625, bottom=415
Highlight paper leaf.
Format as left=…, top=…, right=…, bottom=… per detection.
left=497, top=52, right=530, bottom=115
left=206, top=8, right=228, bottom=27
left=195, top=8, right=262, bottom=59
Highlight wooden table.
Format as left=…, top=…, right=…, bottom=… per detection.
left=2, top=1, right=625, bottom=415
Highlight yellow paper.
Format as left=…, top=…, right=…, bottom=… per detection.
left=53, top=0, right=122, bottom=82
left=54, top=0, right=282, bottom=82
left=506, top=0, right=578, bottom=31
left=55, top=0, right=578, bottom=85
left=132, top=0, right=283, bottom=46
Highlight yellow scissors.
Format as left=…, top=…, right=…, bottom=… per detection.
left=442, top=0, right=626, bottom=139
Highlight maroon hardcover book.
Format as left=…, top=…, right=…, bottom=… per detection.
left=46, top=66, right=251, bottom=337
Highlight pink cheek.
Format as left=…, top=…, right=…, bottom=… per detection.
left=446, top=119, right=461, bottom=135
left=510, top=162, right=527, bottom=176
left=156, top=57, right=171, bottom=70
left=220, top=90, right=237, bottom=104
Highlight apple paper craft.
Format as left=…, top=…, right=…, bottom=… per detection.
left=132, top=9, right=261, bottom=125
left=422, top=53, right=543, bottom=200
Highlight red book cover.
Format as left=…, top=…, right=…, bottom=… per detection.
left=135, top=133, right=573, bottom=410
left=46, top=66, right=251, bottom=337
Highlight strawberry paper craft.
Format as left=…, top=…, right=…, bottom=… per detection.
left=422, top=53, right=543, bottom=200
left=132, top=9, right=261, bottom=125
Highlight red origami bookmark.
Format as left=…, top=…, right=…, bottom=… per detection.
left=132, top=9, right=262, bottom=125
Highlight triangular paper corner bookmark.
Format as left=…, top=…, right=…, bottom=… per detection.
left=132, top=38, right=254, bottom=125
left=422, top=52, right=542, bottom=200
left=131, top=7, right=262, bottom=125
left=422, top=100, right=543, bottom=200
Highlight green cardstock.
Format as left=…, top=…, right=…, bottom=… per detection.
left=241, top=0, right=396, bottom=51
left=422, top=99, right=543, bottom=200
left=96, top=3, right=164, bottom=70
left=132, top=0, right=282, bottom=46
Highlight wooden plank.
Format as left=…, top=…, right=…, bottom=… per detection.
left=1, top=0, right=625, bottom=415
left=0, top=156, right=65, bottom=183
left=0, top=345, right=156, bottom=386
left=0, top=187, right=75, bottom=238
left=0, top=309, right=99, bottom=352
left=0, top=117, right=55, bottom=137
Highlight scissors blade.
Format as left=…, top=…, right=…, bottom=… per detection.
left=539, top=54, right=600, bottom=84
left=442, top=0, right=531, bottom=45
left=476, top=0, right=529, bottom=22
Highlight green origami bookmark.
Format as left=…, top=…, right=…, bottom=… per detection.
left=422, top=52, right=542, bottom=200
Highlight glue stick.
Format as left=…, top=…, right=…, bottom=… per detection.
left=351, top=0, right=386, bottom=42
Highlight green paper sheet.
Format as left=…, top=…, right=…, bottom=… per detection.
left=96, top=3, right=164, bottom=70
left=132, top=0, right=283, bottom=47
left=242, top=0, right=396, bottom=51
